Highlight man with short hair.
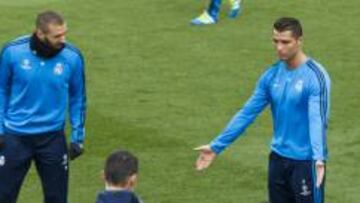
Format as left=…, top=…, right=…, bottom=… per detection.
left=0, top=10, right=86, bottom=203
left=191, top=0, right=242, bottom=25
left=195, top=17, right=330, bottom=203
left=96, top=150, right=142, bottom=203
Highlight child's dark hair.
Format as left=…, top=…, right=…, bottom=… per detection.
left=104, top=150, right=139, bottom=185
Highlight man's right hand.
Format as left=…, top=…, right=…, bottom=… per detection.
left=0, top=136, right=5, bottom=150
left=194, top=145, right=217, bottom=171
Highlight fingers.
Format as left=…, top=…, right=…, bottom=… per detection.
left=194, top=145, right=211, bottom=151
left=194, top=144, right=216, bottom=171
left=196, top=153, right=213, bottom=171
left=195, top=152, right=216, bottom=171
left=316, top=165, right=325, bottom=188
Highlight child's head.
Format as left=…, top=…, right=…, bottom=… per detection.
left=103, top=150, right=139, bottom=190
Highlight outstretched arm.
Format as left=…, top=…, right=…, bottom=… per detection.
left=195, top=69, right=273, bottom=170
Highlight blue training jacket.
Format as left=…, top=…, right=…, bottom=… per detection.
left=0, top=35, right=86, bottom=143
left=210, top=59, right=331, bottom=161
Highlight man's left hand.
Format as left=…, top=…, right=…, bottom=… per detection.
left=315, top=160, right=325, bottom=188
left=69, top=143, right=84, bottom=160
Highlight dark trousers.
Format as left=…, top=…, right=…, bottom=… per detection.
left=268, top=152, right=325, bottom=203
left=0, top=131, right=68, bottom=203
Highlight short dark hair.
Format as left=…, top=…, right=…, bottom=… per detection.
left=273, top=17, right=303, bottom=38
left=36, top=10, right=65, bottom=33
left=104, top=150, right=139, bottom=186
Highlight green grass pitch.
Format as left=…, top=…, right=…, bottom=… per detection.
left=0, top=0, right=359, bottom=202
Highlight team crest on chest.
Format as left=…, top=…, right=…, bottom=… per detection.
left=54, top=63, right=64, bottom=75
left=295, top=80, right=304, bottom=92
left=21, top=59, right=32, bottom=70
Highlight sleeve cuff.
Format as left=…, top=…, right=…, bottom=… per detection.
left=315, top=160, right=325, bottom=166
left=71, top=130, right=84, bottom=144
left=210, top=143, right=224, bottom=155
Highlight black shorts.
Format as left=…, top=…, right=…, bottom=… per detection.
left=268, top=151, right=325, bottom=203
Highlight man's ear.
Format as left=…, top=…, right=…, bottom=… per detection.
left=297, top=36, right=304, bottom=46
left=35, top=29, right=45, bottom=40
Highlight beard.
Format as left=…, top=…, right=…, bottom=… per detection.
left=30, top=33, right=65, bottom=58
